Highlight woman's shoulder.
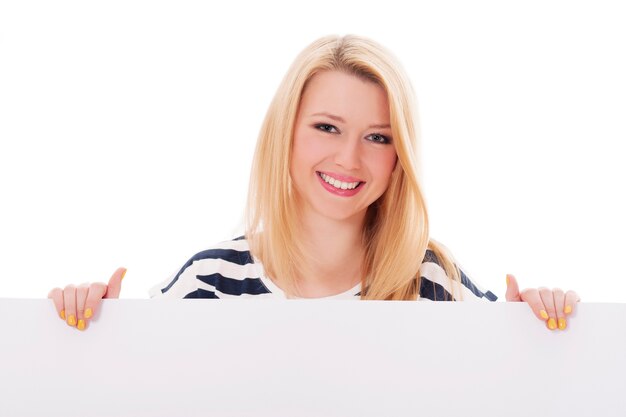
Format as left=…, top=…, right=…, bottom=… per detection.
left=422, top=248, right=441, bottom=265
left=182, top=235, right=254, bottom=266
left=149, top=236, right=271, bottom=299
left=419, top=246, right=498, bottom=302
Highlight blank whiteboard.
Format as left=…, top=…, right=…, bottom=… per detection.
left=0, top=299, right=624, bottom=417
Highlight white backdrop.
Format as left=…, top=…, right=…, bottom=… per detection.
left=1, top=0, right=624, bottom=301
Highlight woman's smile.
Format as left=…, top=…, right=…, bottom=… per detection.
left=316, top=171, right=366, bottom=196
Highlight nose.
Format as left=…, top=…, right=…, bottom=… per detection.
left=333, top=136, right=361, bottom=171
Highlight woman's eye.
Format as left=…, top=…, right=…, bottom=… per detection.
left=315, top=123, right=338, bottom=133
left=368, top=134, right=391, bottom=144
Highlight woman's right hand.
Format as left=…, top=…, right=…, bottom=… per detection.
left=47, top=267, right=126, bottom=331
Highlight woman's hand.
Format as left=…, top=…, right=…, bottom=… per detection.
left=505, top=274, right=580, bottom=330
left=47, top=267, right=126, bottom=331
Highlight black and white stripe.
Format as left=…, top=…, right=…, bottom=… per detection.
left=149, top=237, right=498, bottom=302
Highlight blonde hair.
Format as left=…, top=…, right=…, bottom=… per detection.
left=245, top=34, right=463, bottom=300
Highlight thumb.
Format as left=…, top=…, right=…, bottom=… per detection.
left=505, top=273, right=522, bottom=302
left=104, top=267, right=127, bottom=299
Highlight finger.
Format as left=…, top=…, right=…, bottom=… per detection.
left=505, top=274, right=521, bottom=302
left=75, top=284, right=89, bottom=331
left=62, top=285, right=77, bottom=327
left=552, top=288, right=566, bottom=330
left=564, top=290, right=580, bottom=315
left=519, top=288, right=549, bottom=322
left=104, top=267, right=126, bottom=299
left=539, top=287, right=558, bottom=331
left=84, top=282, right=108, bottom=326
left=48, top=287, right=65, bottom=320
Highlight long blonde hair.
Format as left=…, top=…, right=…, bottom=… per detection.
left=245, top=34, right=463, bottom=300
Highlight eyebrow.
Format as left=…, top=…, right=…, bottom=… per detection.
left=310, top=112, right=391, bottom=129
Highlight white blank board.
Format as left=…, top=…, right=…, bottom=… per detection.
left=0, top=299, right=624, bottom=417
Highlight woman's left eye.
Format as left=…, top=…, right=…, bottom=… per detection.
left=367, top=134, right=391, bottom=144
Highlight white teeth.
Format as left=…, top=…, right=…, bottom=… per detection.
left=319, top=173, right=361, bottom=190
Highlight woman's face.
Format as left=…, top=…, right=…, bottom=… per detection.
left=290, top=70, right=398, bottom=224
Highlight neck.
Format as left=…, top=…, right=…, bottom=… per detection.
left=292, top=206, right=367, bottom=298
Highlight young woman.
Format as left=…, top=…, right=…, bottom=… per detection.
left=48, top=35, right=580, bottom=331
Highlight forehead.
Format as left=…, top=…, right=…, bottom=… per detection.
left=299, top=70, right=390, bottom=123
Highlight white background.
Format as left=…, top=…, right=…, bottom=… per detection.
left=0, top=0, right=624, bottom=301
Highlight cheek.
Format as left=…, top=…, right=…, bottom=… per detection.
left=291, top=130, right=308, bottom=167
left=291, top=136, right=316, bottom=184
left=386, top=153, right=399, bottom=174
left=292, top=133, right=328, bottom=169
left=291, top=138, right=309, bottom=172
left=369, top=150, right=398, bottom=184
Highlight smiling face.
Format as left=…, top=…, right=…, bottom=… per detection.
left=290, top=70, right=398, bottom=225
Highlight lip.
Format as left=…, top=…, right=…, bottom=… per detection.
left=316, top=171, right=365, bottom=183
left=316, top=172, right=365, bottom=197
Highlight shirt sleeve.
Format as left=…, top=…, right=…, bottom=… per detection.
left=148, top=262, right=200, bottom=299
left=149, top=240, right=259, bottom=299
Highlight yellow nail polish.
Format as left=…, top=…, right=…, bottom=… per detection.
left=540, top=310, right=549, bottom=319
left=68, top=315, right=76, bottom=326
left=548, top=318, right=557, bottom=330
left=85, top=308, right=92, bottom=319
left=558, top=318, right=567, bottom=330
left=60, top=310, right=66, bottom=320
left=564, top=305, right=572, bottom=314
left=121, top=270, right=127, bottom=280
left=77, top=319, right=85, bottom=331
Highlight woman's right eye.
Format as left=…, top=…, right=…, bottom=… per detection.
left=314, top=123, right=338, bottom=133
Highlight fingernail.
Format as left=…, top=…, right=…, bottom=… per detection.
left=85, top=308, right=92, bottom=319
left=564, top=305, right=572, bottom=314
left=68, top=315, right=76, bottom=326
left=77, top=319, right=85, bottom=331
left=121, top=269, right=127, bottom=280
left=540, top=310, right=549, bottom=319
left=60, top=310, right=66, bottom=320
left=548, top=318, right=557, bottom=330
left=505, top=275, right=510, bottom=286
left=558, top=318, right=567, bottom=330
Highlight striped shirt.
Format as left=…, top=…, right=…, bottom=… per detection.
left=148, top=236, right=498, bottom=301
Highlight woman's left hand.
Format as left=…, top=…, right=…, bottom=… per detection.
left=505, top=274, right=580, bottom=331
